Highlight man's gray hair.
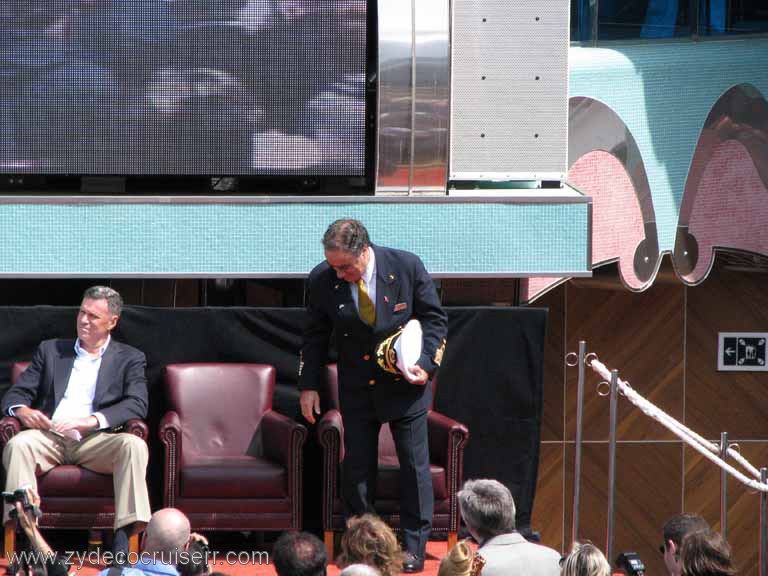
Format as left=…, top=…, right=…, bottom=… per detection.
left=322, top=219, right=370, bottom=256
left=82, top=285, right=123, bottom=316
left=340, top=564, right=381, bottom=576
left=457, top=478, right=516, bottom=542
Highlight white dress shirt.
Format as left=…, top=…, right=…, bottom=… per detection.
left=49, top=338, right=110, bottom=430
left=350, top=247, right=377, bottom=316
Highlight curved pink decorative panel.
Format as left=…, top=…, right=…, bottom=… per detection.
left=675, top=84, right=768, bottom=283
left=683, top=141, right=768, bottom=284
left=570, top=152, right=647, bottom=289
left=523, top=151, right=648, bottom=303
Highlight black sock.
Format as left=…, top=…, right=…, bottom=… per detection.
left=113, top=523, right=134, bottom=563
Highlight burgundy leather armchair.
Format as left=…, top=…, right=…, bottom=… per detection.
left=159, top=363, right=307, bottom=532
left=318, top=364, right=469, bottom=556
left=1, top=362, right=146, bottom=555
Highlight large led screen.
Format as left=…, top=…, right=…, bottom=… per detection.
left=0, top=1, right=367, bottom=176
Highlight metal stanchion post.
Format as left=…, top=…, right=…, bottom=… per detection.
left=571, top=341, right=587, bottom=543
left=720, top=432, right=728, bottom=539
left=606, top=369, right=619, bottom=562
left=761, top=468, right=767, bottom=576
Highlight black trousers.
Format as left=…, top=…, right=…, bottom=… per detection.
left=342, top=408, right=433, bottom=556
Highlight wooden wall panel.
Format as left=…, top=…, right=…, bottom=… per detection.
left=534, top=263, right=768, bottom=576
left=110, top=279, right=197, bottom=307
left=532, top=442, right=565, bottom=552
left=562, top=442, right=682, bottom=575
left=565, top=281, right=685, bottom=441
left=686, top=268, right=768, bottom=439
left=539, top=285, right=566, bottom=441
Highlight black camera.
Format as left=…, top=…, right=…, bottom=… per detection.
left=2, top=489, right=31, bottom=519
left=616, top=551, right=646, bottom=576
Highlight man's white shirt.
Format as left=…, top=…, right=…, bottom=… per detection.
left=10, top=337, right=111, bottom=440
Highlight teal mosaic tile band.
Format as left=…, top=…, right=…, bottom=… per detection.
left=570, top=39, right=768, bottom=251
left=0, top=198, right=590, bottom=276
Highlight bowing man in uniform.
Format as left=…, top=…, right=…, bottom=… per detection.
left=299, top=219, right=448, bottom=573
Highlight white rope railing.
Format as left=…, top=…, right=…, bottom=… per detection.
left=586, top=356, right=768, bottom=493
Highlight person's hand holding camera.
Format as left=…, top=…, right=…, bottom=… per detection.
left=14, top=487, right=40, bottom=532
left=13, top=487, right=53, bottom=559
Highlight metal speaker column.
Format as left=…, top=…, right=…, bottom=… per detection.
left=449, top=0, right=570, bottom=183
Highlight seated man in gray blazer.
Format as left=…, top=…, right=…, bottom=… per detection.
left=2, top=285, right=151, bottom=559
left=458, top=479, right=561, bottom=576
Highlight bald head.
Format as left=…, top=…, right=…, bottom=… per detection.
left=143, top=508, right=191, bottom=555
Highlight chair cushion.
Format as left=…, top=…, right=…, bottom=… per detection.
left=38, top=465, right=114, bottom=497
left=165, top=364, right=275, bottom=457
left=376, top=458, right=447, bottom=500
left=180, top=455, right=287, bottom=499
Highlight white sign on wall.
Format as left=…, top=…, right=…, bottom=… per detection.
left=718, top=332, right=768, bottom=371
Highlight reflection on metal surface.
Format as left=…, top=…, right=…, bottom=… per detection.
left=675, top=84, right=768, bottom=277
left=568, top=97, right=659, bottom=283
left=376, top=0, right=450, bottom=194
left=673, top=226, right=699, bottom=276
left=633, top=223, right=661, bottom=282
left=412, top=0, right=449, bottom=192
left=376, top=0, right=413, bottom=192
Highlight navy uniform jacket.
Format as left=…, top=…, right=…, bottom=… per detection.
left=1, top=338, right=149, bottom=428
left=299, top=244, right=448, bottom=422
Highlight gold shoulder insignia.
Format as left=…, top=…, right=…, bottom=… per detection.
left=434, top=338, right=446, bottom=366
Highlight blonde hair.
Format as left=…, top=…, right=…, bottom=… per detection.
left=337, top=514, right=403, bottom=576
left=438, top=541, right=485, bottom=576
left=560, top=542, right=611, bottom=576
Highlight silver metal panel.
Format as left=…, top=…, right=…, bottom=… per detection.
left=568, top=96, right=660, bottom=282
left=451, top=171, right=564, bottom=182
left=450, top=0, right=569, bottom=180
left=412, top=0, right=450, bottom=192
left=675, top=84, right=768, bottom=277
left=376, top=0, right=414, bottom=193
left=606, top=369, right=619, bottom=562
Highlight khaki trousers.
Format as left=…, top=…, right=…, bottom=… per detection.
left=2, top=429, right=151, bottom=530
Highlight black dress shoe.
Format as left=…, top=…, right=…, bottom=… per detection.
left=402, top=551, right=425, bottom=573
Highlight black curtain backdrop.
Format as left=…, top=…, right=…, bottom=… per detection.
left=0, top=305, right=547, bottom=533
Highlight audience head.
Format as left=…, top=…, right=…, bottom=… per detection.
left=680, top=529, right=736, bottom=576
left=339, top=565, right=382, bottom=576
left=437, top=540, right=485, bottom=576
left=559, top=542, right=611, bottom=576
left=662, top=513, right=710, bottom=576
left=272, top=531, right=328, bottom=576
left=457, top=478, right=516, bottom=544
left=177, top=538, right=211, bottom=576
left=338, top=514, right=403, bottom=576
left=143, top=508, right=192, bottom=558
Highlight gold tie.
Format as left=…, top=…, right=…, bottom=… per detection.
left=357, top=279, right=375, bottom=326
